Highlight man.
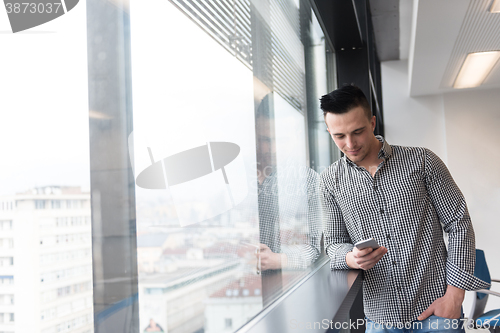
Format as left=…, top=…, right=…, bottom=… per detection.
left=253, top=93, right=322, bottom=273
left=237, top=93, right=322, bottom=306
left=319, top=84, right=489, bottom=331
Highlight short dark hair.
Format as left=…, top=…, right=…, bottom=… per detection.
left=320, top=84, right=371, bottom=119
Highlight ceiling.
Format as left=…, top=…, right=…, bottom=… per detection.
left=369, top=0, right=400, bottom=61
left=406, top=0, right=500, bottom=96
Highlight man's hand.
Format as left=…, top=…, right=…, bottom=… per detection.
left=418, top=285, right=464, bottom=320
left=346, top=246, right=387, bottom=270
left=257, top=244, right=286, bottom=271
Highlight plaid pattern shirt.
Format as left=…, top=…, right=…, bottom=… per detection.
left=259, top=166, right=322, bottom=270
left=320, top=136, right=490, bottom=324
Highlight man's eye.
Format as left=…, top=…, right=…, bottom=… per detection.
left=335, top=135, right=344, bottom=139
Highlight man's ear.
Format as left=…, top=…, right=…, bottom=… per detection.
left=371, top=115, right=376, bottom=132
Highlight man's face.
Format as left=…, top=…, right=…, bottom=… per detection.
left=325, top=106, right=376, bottom=164
left=255, top=116, right=276, bottom=169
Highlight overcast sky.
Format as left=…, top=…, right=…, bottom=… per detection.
left=0, top=3, right=90, bottom=195
left=0, top=0, right=306, bottom=198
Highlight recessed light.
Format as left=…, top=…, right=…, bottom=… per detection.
left=453, top=51, right=500, bottom=89
left=490, top=0, right=500, bottom=13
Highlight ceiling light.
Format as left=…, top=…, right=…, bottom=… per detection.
left=490, top=0, right=500, bottom=13
left=453, top=51, right=500, bottom=89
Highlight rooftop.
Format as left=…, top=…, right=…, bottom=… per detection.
left=210, top=275, right=262, bottom=298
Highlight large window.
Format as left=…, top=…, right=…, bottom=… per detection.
left=123, top=0, right=335, bottom=332
left=2, top=0, right=337, bottom=332
left=0, top=2, right=93, bottom=333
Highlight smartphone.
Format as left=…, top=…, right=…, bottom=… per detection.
left=354, top=237, right=380, bottom=250
left=239, top=241, right=261, bottom=275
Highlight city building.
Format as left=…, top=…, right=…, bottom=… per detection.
left=3, top=0, right=500, bottom=332
left=204, top=276, right=262, bottom=333
left=0, top=187, right=93, bottom=333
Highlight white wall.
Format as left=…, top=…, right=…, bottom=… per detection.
left=382, top=60, right=448, bottom=162
left=382, top=59, right=500, bottom=315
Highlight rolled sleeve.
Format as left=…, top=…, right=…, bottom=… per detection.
left=320, top=176, right=353, bottom=270
left=281, top=244, right=320, bottom=270
left=279, top=167, right=322, bottom=270
left=327, top=243, right=353, bottom=270
left=424, top=149, right=490, bottom=290
left=446, top=260, right=490, bottom=290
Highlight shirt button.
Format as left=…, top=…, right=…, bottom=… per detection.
left=373, top=186, right=378, bottom=191
left=380, top=209, right=384, bottom=214
left=386, top=234, right=391, bottom=240
left=397, top=286, right=402, bottom=291
left=392, top=261, right=397, bottom=265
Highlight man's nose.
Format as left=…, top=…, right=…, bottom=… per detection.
left=345, top=136, right=356, bottom=149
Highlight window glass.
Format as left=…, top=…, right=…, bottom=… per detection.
left=128, top=0, right=331, bottom=332
left=305, top=7, right=339, bottom=170
left=0, top=2, right=93, bottom=332
left=130, top=3, right=259, bottom=332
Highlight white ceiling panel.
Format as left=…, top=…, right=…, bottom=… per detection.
left=408, top=0, right=500, bottom=96
left=441, top=0, right=500, bottom=89
left=408, top=0, right=470, bottom=96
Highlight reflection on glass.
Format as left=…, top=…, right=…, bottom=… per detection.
left=129, top=0, right=329, bottom=332
left=304, top=4, right=338, bottom=171
left=131, top=2, right=259, bottom=332
left=0, top=1, right=93, bottom=332
left=254, top=93, right=323, bottom=306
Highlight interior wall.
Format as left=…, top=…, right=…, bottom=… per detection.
left=382, top=59, right=500, bottom=315
left=381, top=59, right=447, bottom=161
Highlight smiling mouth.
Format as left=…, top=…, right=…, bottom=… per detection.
left=347, top=148, right=361, bottom=154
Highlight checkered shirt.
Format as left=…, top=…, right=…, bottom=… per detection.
left=259, top=165, right=322, bottom=270
left=320, top=136, right=490, bottom=324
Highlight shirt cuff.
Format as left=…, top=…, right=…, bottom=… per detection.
left=281, top=247, right=303, bottom=269
left=281, top=245, right=319, bottom=270
left=446, top=260, right=491, bottom=290
left=327, top=244, right=354, bottom=270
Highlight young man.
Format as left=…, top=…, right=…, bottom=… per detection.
left=319, top=84, right=489, bottom=331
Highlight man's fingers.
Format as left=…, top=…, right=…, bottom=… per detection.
left=355, top=247, right=388, bottom=269
left=256, top=252, right=268, bottom=259
left=357, top=247, right=386, bottom=261
left=259, top=254, right=273, bottom=271
left=354, top=247, right=373, bottom=257
left=417, top=306, right=434, bottom=321
left=354, top=246, right=387, bottom=258
left=369, top=247, right=388, bottom=265
left=259, top=244, right=271, bottom=253
left=374, top=247, right=388, bottom=259
left=371, top=247, right=387, bottom=260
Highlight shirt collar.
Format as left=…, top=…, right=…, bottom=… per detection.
left=342, top=135, right=392, bottom=165
left=376, top=135, right=392, bottom=160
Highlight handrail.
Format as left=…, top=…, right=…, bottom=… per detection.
left=237, top=258, right=363, bottom=333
